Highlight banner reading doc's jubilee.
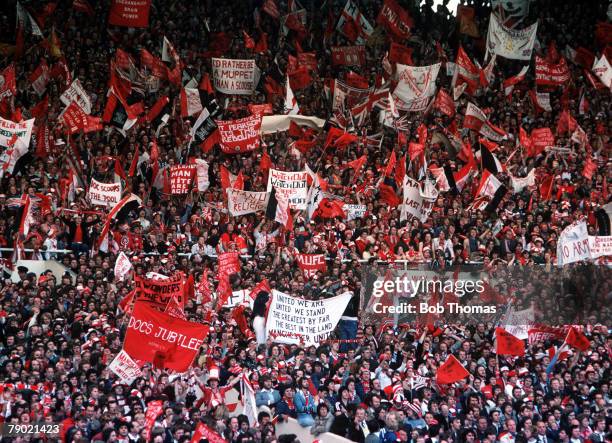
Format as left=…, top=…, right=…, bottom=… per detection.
left=123, top=302, right=208, bottom=372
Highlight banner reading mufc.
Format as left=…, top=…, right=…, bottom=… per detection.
left=393, top=63, right=440, bottom=111
left=169, top=165, right=196, bottom=194
left=227, top=189, right=268, bottom=216
left=134, top=272, right=185, bottom=310
left=216, top=114, right=262, bottom=154
left=266, top=290, right=353, bottom=347
left=295, top=253, right=327, bottom=278
left=124, top=302, right=209, bottom=372
left=108, top=0, right=152, bottom=27
left=486, top=13, right=538, bottom=60
left=87, top=178, right=122, bottom=206
left=267, top=169, right=308, bottom=210
left=211, top=58, right=259, bottom=94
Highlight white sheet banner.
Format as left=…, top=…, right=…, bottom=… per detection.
left=211, top=58, right=260, bottom=95
left=343, top=204, right=367, bottom=220
left=266, top=290, right=353, bottom=347
left=486, top=13, right=538, bottom=60
left=227, top=189, right=268, bottom=216
left=502, top=306, right=535, bottom=340
left=108, top=350, right=143, bottom=385
left=557, top=221, right=590, bottom=266
left=400, top=176, right=438, bottom=222
left=60, top=79, right=92, bottom=114
left=0, top=117, right=34, bottom=149
left=267, top=169, right=308, bottom=210
left=510, top=169, right=535, bottom=193
left=194, top=159, right=210, bottom=192
left=588, top=236, right=612, bottom=259
left=88, top=178, right=122, bottom=207
left=393, top=63, right=440, bottom=111
left=592, top=55, right=612, bottom=91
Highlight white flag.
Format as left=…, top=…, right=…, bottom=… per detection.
left=486, top=13, right=538, bottom=60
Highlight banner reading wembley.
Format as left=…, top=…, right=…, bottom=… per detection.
left=216, top=114, right=262, bottom=154
left=266, top=290, right=353, bottom=347
left=87, top=178, right=122, bottom=206
left=108, top=0, right=151, bottom=27
left=486, top=13, right=538, bottom=60
left=267, top=169, right=308, bottom=210
left=211, top=58, right=259, bottom=94
left=227, top=189, right=267, bottom=216
left=393, top=63, right=440, bottom=111
left=124, top=302, right=208, bottom=372
left=400, top=176, right=438, bottom=222
left=134, top=272, right=185, bottom=310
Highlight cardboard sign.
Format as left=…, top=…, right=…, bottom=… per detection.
left=135, top=272, right=185, bottom=310
left=216, top=114, right=262, bottom=154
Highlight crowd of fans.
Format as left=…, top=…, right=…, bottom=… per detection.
left=0, top=0, right=610, bottom=442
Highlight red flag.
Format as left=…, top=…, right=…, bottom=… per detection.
left=384, top=150, right=397, bottom=177
left=255, top=32, right=268, bottom=53
left=565, top=327, right=590, bottom=352
left=436, top=355, right=469, bottom=384
left=73, top=0, right=94, bottom=15
left=409, top=142, right=424, bottom=161
left=395, top=154, right=406, bottom=187
left=259, top=150, right=272, bottom=179
left=288, top=66, right=312, bottom=90
left=556, top=109, right=577, bottom=135
left=378, top=183, right=400, bottom=207
left=495, top=327, right=526, bottom=356
left=262, top=0, right=280, bottom=19
left=124, top=302, right=209, bottom=372
left=190, top=423, right=226, bottom=443
left=377, top=0, right=413, bottom=39
left=315, top=198, right=346, bottom=219
left=433, top=89, right=455, bottom=117
left=389, top=42, right=413, bottom=65
left=582, top=156, right=597, bottom=180
left=346, top=71, right=369, bottom=89
left=539, top=174, right=554, bottom=201
left=242, top=30, right=255, bottom=49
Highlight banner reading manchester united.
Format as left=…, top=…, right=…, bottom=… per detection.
left=216, top=114, right=262, bottom=154
left=266, top=290, right=353, bottom=347
left=211, top=58, right=259, bottom=95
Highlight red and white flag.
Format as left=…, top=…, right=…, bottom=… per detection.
left=503, top=65, right=529, bottom=97
left=336, top=0, right=374, bottom=44
left=376, top=0, right=413, bottom=40
left=295, top=253, right=327, bottom=278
